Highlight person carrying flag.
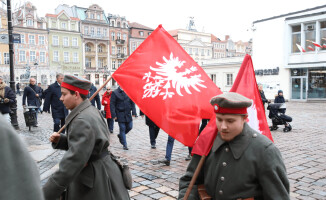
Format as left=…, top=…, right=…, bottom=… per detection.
left=178, top=92, right=290, bottom=200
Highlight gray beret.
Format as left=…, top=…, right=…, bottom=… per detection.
left=210, top=92, right=252, bottom=114
left=61, top=75, right=91, bottom=95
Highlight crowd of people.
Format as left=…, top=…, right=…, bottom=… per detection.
left=0, top=75, right=291, bottom=200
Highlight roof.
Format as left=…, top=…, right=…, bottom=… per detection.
left=253, top=4, right=326, bottom=24
left=45, top=10, right=80, bottom=21
left=128, top=22, right=154, bottom=30
left=168, top=30, right=178, bottom=37
left=211, top=34, right=220, bottom=42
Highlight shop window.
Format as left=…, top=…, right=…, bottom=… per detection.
left=226, top=73, right=233, bottom=86
left=305, top=23, right=316, bottom=52
left=291, top=25, right=301, bottom=53
left=308, top=68, right=326, bottom=98
left=95, top=74, right=99, bottom=85
left=320, top=21, right=326, bottom=51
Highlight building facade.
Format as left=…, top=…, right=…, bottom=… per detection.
left=46, top=11, right=83, bottom=79
left=0, top=8, right=10, bottom=83
left=252, top=4, right=326, bottom=100
left=12, top=1, right=49, bottom=86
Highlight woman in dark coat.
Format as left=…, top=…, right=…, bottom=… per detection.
left=274, top=90, right=286, bottom=113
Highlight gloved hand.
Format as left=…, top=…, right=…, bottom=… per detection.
left=4, top=98, right=9, bottom=103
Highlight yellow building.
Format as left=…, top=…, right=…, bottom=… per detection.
left=0, top=8, right=10, bottom=83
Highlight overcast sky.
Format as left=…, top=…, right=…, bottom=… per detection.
left=8, top=0, right=326, bottom=41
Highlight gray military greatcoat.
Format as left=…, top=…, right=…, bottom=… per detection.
left=43, top=100, right=129, bottom=200
left=179, top=123, right=290, bottom=200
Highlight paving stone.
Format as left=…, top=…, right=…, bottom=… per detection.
left=141, top=189, right=157, bottom=195
left=150, top=193, right=167, bottom=199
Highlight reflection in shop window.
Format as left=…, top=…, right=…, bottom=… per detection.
left=291, top=25, right=301, bottom=53
left=308, top=68, right=326, bottom=98
left=320, top=21, right=326, bottom=50
left=305, top=23, right=316, bottom=52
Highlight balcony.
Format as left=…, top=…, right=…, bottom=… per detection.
left=85, top=50, right=96, bottom=56
left=98, top=51, right=108, bottom=57
left=116, top=39, right=125, bottom=45
left=117, top=53, right=124, bottom=58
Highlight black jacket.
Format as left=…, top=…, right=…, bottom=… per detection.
left=88, top=84, right=101, bottom=110
left=43, top=82, right=68, bottom=119
left=0, top=86, right=16, bottom=114
left=260, top=90, right=268, bottom=105
left=110, top=87, right=136, bottom=123
left=139, top=110, right=157, bottom=127
left=22, top=84, right=43, bottom=107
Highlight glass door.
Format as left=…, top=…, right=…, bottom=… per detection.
left=291, top=77, right=307, bottom=100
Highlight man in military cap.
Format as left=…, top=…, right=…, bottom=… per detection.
left=178, top=92, right=290, bottom=199
left=43, top=75, right=129, bottom=200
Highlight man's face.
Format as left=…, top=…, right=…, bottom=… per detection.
left=57, top=75, right=64, bottom=84
left=60, top=87, right=77, bottom=110
left=38, top=83, right=41, bottom=87
left=216, top=113, right=246, bottom=142
left=258, top=85, right=263, bottom=91
left=30, top=78, right=36, bottom=85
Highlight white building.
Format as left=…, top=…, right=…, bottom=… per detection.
left=252, top=4, right=326, bottom=101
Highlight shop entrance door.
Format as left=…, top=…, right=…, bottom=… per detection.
left=291, top=77, right=307, bottom=100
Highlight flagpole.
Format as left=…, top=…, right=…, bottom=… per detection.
left=184, top=155, right=206, bottom=200
left=55, top=75, right=113, bottom=135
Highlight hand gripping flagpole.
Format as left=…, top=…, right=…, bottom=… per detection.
left=55, top=71, right=112, bottom=135
left=184, top=155, right=207, bottom=200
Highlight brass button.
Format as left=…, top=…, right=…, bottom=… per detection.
left=222, top=162, right=227, bottom=167
left=220, top=176, right=225, bottom=181
left=219, top=190, right=223, bottom=195
left=253, top=133, right=257, bottom=138
left=225, top=147, right=229, bottom=152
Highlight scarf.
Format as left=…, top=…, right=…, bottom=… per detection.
left=0, top=82, right=6, bottom=98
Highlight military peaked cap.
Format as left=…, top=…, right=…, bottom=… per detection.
left=210, top=92, right=252, bottom=115
left=61, top=75, right=91, bottom=95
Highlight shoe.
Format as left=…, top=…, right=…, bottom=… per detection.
left=123, top=146, right=129, bottom=150
left=33, top=124, right=38, bottom=127
left=158, top=159, right=170, bottom=166
left=151, top=145, right=156, bottom=149
left=117, top=134, right=122, bottom=144
left=109, top=130, right=113, bottom=134
left=185, top=154, right=192, bottom=161
left=40, top=110, right=43, bottom=114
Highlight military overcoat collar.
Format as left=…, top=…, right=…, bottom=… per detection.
left=211, top=123, right=252, bottom=159
left=65, top=99, right=91, bottom=126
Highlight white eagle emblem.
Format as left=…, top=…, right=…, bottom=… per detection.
left=142, top=53, right=207, bottom=100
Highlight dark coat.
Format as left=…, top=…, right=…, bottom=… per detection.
left=0, top=114, right=44, bottom=200
left=274, top=95, right=285, bottom=103
left=110, top=87, right=136, bottom=123
left=42, top=100, right=129, bottom=200
left=88, top=84, right=101, bottom=110
left=259, top=90, right=268, bottom=106
left=0, top=85, right=16, bottom=114
left=16, top=83, right=20, bottom=90
left=139, top=110, right=157, bottom=127
left=179, top=123, right=290, bottom=200
left=22, top=84, right=43, bottom=107
left=43, top=81, right=68, bottom=119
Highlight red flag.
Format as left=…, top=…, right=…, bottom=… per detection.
left=230, top=55, right=273, bottom=142
left=307, top=45, right=314, bottom=51
left=191, top=115, right=217, bottom=156
left=310, top=41, right=322, bottom=48
left=296, top=43, right=306, bottom=52
left=112, top=25, right=221, bottom=147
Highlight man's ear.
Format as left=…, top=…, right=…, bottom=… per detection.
left=75, top=91, right=80, bottom=98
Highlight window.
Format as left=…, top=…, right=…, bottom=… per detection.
left=112, top=46, right=115, bottom=54
left=63, top=37, right=69, bottom=47
left=305, top=23, right=316, bottom=52
left=4, top=53, right=9, bottom=64
left=226, top=74, right=233, bottom=86
left=118, top=60, right=122, bottom=68
left=97, top=14, right=100, bottom=20
left=84, top=26, right=89, bottom=35
left=207, top=50, right=210, bottom=56
left=117, top=46, right=121, bottom=54
left=292, top=25, right=301, bottom=53
left=139, top=31, right=144, bottom=36
left=85, top=44, right=91, bottom=52
left=91, top=27, right=95, bottom=35
left=98, top=45, right=103, bottom=52
left=201, top=49, right=205, bottom=56
left=97, top=28, right=101, bottom=36
left=52, top=21, right=57, bottom=28
left=64, top=52, right=69, bottom=63
left=19, top=51, right=25, bottom=62
left=21, top=34, right=25, bottom=44
left=112, top=60, right=116, bottom=69
left=71, top=23, right=75, bottom=30
left=123, top=47, right=127, bottom=54
left=40, top=52, right=45, bottom=63
left=104, top=29, right=107, bottom=36
left=72, top=37, right=78, bottom=47
left=117, top=22, right=121, bottom=27
left=73, top=52, right=78, bottom=63
left=27, top=19, right=33, bottom=26
left=61, top=22, right=66, bottom=29
left=91, top=13, right=94, bottom=19
left=210, top=74, right=216, bottom=84
left=86, top=57, right=91, bottom=68
left=95, top=74, right=99, bottom=85
left=53, top=36, right=59, bottom=46
left=29, top=35, right=35, bottom=44
left=195, top=48, right=198, bottom=55
left=111, top=32, right=115, bottom=40
left=148, top=32, right=151, bottom=36
left=117, top=32, right=121, bottom=40
left=123, top=33, right=127, bottom=40
left=132, top=43, right=136, bottom=52
left=53, top=51, right=59, bottom=62
left=320, top=21, right=326, bottom=51
left=98, top=58, right=104, bottom=68
left=189, top=48, right=192, bottom=54
left=110, top=21, right=115, bottom=27
left=39, top=36, right=45, bottom=45
left=29, top=51, right=36, bottom=63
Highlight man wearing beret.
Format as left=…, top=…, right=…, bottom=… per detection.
left=43, top=75, right=129, bottom=200
left=178, top=92, right=290, bottom=200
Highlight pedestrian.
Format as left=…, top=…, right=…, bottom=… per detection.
left=16, top=82, right=21, bottom=96
left=101, top=87, right=114, bottom=133
left=0, top=114, right=44, bottom=200
left=0, top=76, right=16, bottom=123
left=178, top=92, right=290, bottom=199
left=139, top=110, right=160, bottom=149
left=110, top=86, right=136, bottom=150
left=88, top=83, right=101, bottom=110
left=37, top=82, right=44, bottom=113
left=158, top=135, right=175, bottom=166
left=43, top=73, right=68, bottom=133
left=258, top=83, right=270, bottom=108
left=22, top=78, right=43, bottom=127
left=43, top=75, right=130, bottom=200
left=274, top=89, right=286, bottom=113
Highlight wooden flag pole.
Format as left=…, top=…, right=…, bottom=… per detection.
left=55, top=75, right=113, bottom=135
left=184, top=155, right=206, bottom=200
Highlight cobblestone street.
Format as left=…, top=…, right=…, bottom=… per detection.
left=15, top=96, right=326, bottom=199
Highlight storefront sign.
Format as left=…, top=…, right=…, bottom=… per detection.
left=255, top=67, right=279, bottom=76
